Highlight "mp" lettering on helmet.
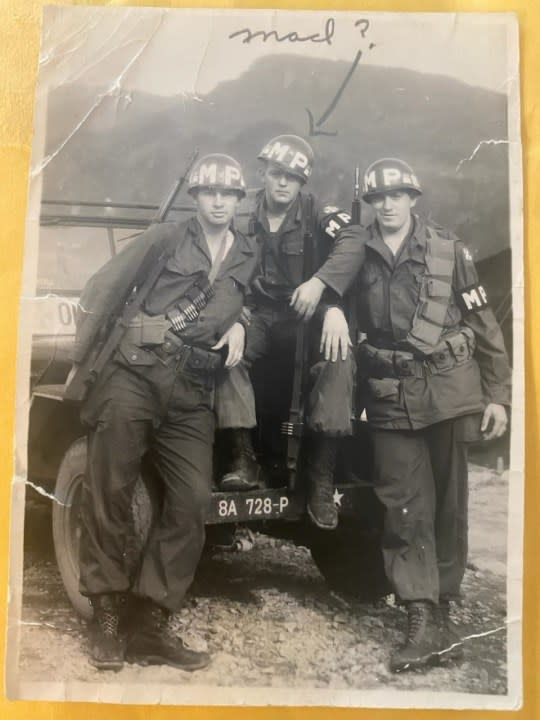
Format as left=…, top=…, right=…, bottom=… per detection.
left=257, top=135, right=314, bottom=183
left=188, top=153, right=247, bottom=197
left=362, top=158, right=422, bottom=200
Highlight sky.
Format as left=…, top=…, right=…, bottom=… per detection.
left=37, top=6, right=515, bottom=98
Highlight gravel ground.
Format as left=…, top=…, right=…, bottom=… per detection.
left=15, top=464, right=509, bottom=697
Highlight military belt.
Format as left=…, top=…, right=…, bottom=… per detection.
left=358, top=329, right=475, bottom=379
left=152, top=332, right=223, bottom=376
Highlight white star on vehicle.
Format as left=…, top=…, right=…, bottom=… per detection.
left=333, top=489, right=344, bottom=508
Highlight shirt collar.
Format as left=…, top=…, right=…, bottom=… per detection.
left=366, top=214, right=423, bottom=267
left=254, top=189, right=302, bottom=232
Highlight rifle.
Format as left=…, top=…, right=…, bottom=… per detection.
left=152, top=148, right=199, bottom=223
left=351, top=166, right=361, bottom=224
left=63, top=149, right=199, bottom=403
left=281, top=194, right=314, bottom=491
left=349, top=167, right=361, bottom=422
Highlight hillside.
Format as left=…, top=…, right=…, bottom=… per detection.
left=41, top=54, right=510, bottom=261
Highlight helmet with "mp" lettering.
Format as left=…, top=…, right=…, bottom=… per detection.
left=257, top=134, right=314, bottom=183
left=362, top=158, right=422, bottom=200
left=188, top=153, right=247, bottom=198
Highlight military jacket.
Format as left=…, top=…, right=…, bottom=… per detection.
left=245, top=190, right=359, bottom=303
left=353, top=216, right=511, bottom=430
left=72, top=218, right=258, bottom=363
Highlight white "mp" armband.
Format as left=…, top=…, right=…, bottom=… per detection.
left=459, top=284, right=489, bottom=313
left=321, top=210, right=352, bottom=239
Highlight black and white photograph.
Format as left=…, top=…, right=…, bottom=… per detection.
left=7, top=6, right=523, bottom=709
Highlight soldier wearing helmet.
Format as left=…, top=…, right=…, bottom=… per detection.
left=214, top=134, right=366, bottom=530
left=68, top=153, right=258, bottom=672
left=329, top=157, right=511, bottom=672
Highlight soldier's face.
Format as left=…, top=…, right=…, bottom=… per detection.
left=195, top=188, right=240, bottom=227
left=370, top=190, right=417, bottom=232
left=263, top=163, right=303, bottom=208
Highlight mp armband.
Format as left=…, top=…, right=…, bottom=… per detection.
left=457, top=283, right=490, bottom=313
left=320, top=206, right=352, bottom=240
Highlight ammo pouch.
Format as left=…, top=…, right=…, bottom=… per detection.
left=123, top=312, right=170, bottom=346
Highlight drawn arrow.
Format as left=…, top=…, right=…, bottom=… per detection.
left=306, top=44, right=375, bottom=137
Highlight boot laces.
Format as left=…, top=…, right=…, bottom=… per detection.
left=407, top=605, right=427, bottom=642
left=99, top=610, right=119, bottom=637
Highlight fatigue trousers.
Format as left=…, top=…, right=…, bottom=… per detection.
left=215, top=303, right=355, bottom=436
left=371, top=418, right=469, bottom=604
left=79, top=357, right=215, bottom=612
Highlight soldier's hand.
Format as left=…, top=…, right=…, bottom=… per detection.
left=212, top=322, right=245, bottom=368
left=320, top=307, right=351, bottom=362
left=290, top=277, right=326, bottom=321
left=481, top=403, right=508, bottom=441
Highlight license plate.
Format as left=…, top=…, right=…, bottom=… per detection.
left=207, top=488, right=300, bottom=523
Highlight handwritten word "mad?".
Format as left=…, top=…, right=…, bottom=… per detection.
left=229, top=18, right=335, bottom=45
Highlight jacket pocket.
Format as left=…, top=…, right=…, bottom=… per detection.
left=367, top=377, right=400, bottom=400
left=125, top=312, right=169, bottom=346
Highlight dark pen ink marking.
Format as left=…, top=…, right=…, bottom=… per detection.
left=354, top=19, right=370, bottom=38
left=229, top=17, right=335, bottom=45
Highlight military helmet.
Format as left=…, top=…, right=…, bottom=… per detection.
left=188, top=153, right=246, bottom=198
left=257, top=134, right=314, bottom=183
left=362, top=158, right=422, bottom=200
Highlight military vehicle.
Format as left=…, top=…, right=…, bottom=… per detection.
left=27, top=179, right=389, bottom=620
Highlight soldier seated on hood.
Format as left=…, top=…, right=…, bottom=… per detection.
left=214, top=134, right=366, bottom=531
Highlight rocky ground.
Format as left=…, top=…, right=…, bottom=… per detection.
left=15, top=464, right=509, bottom=700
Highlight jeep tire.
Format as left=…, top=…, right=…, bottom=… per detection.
left=52, top=437, right=154, bottom=620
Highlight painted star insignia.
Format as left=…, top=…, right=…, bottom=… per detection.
left=333, top=489, right=344, bottom=508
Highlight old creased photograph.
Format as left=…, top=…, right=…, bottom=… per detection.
left=7, top=6, right=523, bottom=709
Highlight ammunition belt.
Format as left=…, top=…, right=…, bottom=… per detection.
left=166, top=279, right=214, bottom=333
left=358, top=329, right=475, bottom=379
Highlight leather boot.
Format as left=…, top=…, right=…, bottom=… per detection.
left=434, top=599, right=464, bottom=661
left=389, top=601, right=446, bottom=673
left=219, top=429, right=262, bottom=491
left=126, top=599, right=210, bottom=671
left=88, top=594, right=126, bottom=671
left=306, top=435, right=338, bottom=530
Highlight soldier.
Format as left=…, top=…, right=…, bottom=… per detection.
left=342, top=158, right=511, bottom=672
left=215, top=134, right=365, bottom=530
left=68, top=154, right=258, bottom=671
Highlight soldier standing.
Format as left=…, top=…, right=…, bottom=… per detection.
left=215, top=134, right=365, bottom=530
left=68, top=154, right=258, bottom=671
left=342, top=158, right=511, bottom=672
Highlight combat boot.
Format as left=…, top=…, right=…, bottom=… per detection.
left=434, top=599, right=464, bottom=661
left=219, top=429, right=262, bottom=491
left=389, top=601, right=446, bottom=673
left=126, top=599, right=210, bottom=671
left=88, top=593, right=126, bottom=671
left=306, top=435, right=338, bottom=530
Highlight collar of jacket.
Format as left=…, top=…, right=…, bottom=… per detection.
left=181, top=216, right=255, bottom=258
left=253, top=188, right=303, bottom=234
left=366, top=214, right=429, bottom=268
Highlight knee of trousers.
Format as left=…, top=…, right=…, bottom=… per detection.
left=214, top=362, right=257, bottom=429
left=307, top=354, right=355, bottom=436
left=168, top=480, right=213, bottom=519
